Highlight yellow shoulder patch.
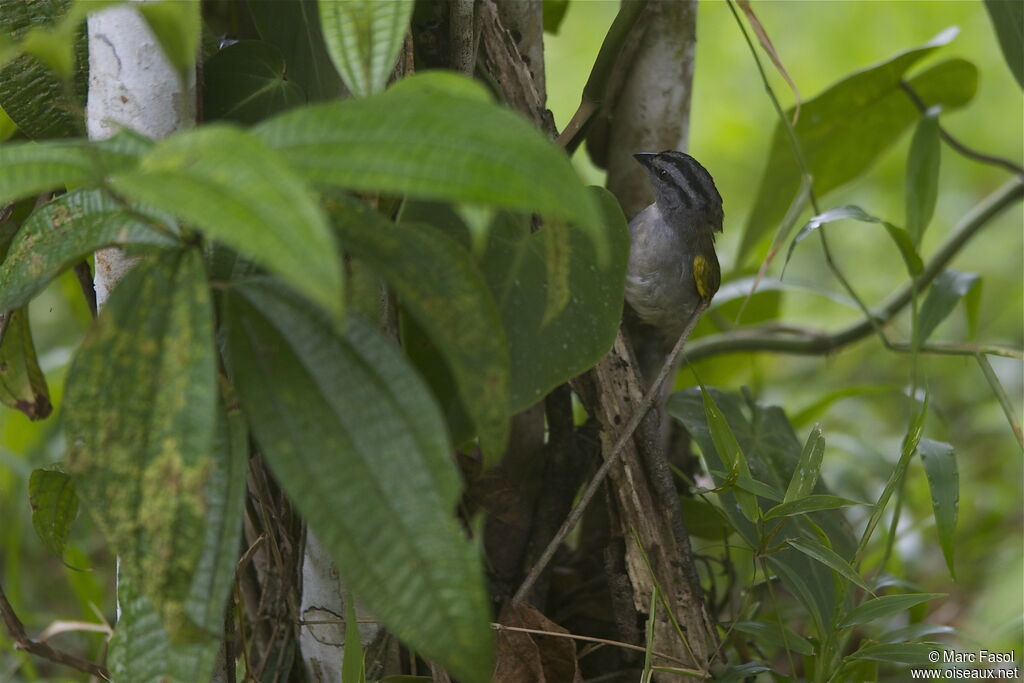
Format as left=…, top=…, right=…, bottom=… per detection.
left=693, top=253, right=715, bottom=300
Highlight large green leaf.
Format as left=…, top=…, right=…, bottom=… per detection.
left=0, top=188, right=178, bottom=312
left=701, top=386, right=759, bottom=522
left=318, top=0, right=414, bottom=97
left=65, top=248, right=219, bottom=641
left=203, top=40, right=305, bottom=124
left=0, top=134, right=143, bottom=207
left=918, top=438, right=958, bottom=579
left=247, top=0, right=344, bottom=101
left=984, top=0, right=1024, bottom=88
left=28, top=467, right=78, bottom=560
left=0, top=0, right=87, bottom=139
left=327, top=195, right=510, bottom=459
left=106, top=398, right=244, bottom=682
left=731, top=620, right=814, bottom=656
left=786, top=537, right=872, bottom=593
left=225, top=282, right=493, bottom=682
left=480, top=187, right=628, bottom=411
left=740, top=26, right=977, bottom=263
left=0, top=306, right=50, bottom=419
left=255, top=72, right=608, bottom=262
left=110, top=125, right=343, bottom=317
left=844, top=642, right=938, bottom=666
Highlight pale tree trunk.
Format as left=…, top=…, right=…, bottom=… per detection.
left=87, top=3, right=195, bottom=307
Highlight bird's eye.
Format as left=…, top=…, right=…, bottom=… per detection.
left=657, top=169, right=668, bottom=179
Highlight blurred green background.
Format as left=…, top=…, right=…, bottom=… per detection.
left=1, top=0, right=1021, bottom=678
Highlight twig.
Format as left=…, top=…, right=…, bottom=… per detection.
left=0, top=581, right=110, bottom=680
left=900, top=81, right=1024, bottom=177
left=685, top=176, right=1024, bottom=361
left=490, top=622, right=702, bottom=673
left=555, top=0, right=649, bottom=152
left=512, top=300, right=709, bottom=605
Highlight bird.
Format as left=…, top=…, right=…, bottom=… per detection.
left=625, top=150, right=723, bottom=343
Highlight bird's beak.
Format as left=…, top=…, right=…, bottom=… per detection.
left=633, top=152, right=657, bottom=169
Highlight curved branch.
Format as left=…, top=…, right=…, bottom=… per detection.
left=686, top=176, right=1024, bottom=361
left=0, top=582, right=110, bottom=680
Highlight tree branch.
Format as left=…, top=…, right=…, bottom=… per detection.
left=685, top=176, right=1024, bottom=361
left=0, top=581, right=110, bottom=680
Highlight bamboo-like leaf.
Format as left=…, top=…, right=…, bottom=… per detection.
left=65, top=248, right=219, bottom=641
left=318, top=0, right=414, bottom=97
left=740, top=25, right=976, bottom=263
left=327, top=195, right=510, bottom=460
left=905, top=111, right=941, bottom=246
left=255, top=71, right=608, bottom=263
left=0, top=307, right=50, bottom=419
left=785, top=205, right=923, bottom=276
left=918, top=270, right=980, bottom=345
left=783, top=424, right=825, bottom=502
left=0, top=188, right=178, bottom=312
left=110, top=124, right=343, bottom=317
left=845, top=642, right=938, bottom=665
left=786, top=537, right=872, bottom=593
left=840, top=593, right=946, bottom=628
left=701, top=386, right=759, bottom=521
left=28, top=468, right=78, bottom=559
left=918, top=438, right=958, bottom=579
left=765, top=494, right=863, bottom=520
left=225, top=283, right=493, bottom=682
left=855, top=395, right=928, bottom=563
left=731, top=620, right=814, bottom=656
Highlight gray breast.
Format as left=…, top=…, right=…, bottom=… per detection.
left=625, top=203, right=701, bottom=339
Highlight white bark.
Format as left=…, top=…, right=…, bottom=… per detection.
left=86, top=3, right=194, bottom=307
left=300, top=532, right=382, bottom=681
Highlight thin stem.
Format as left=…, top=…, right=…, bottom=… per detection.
left=0, top=581, right=110, bottom=680
left=685, top=177, right=1024, bottom=361
left=555, top=0, right=649, bottom=152
left=900, top=81, right=1024, bottom=177
left=512, top=301, right=709, bottom=605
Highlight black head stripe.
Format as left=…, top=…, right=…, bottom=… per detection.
left=652, top=151, right=721, bottom=211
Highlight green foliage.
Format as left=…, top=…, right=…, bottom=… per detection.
left=137, top=0, right=201, bottom=84
left=0, top=307, right=50, bottom=419
left=110, top=124, right=344, bottom=317
left=65, top=249, right=220, bottom=641
left=225, top=283, right=493, bottom=682
left=328, top=195, right=510, bottom=459
left=0, top=0, right=87, bottom=139
left=905, top=111, right=941, bottom=246
left=318, top=0, right=414, bottom=97
left=247, top=0, right=344, bottom=101
left=983, top=0, right=1024, bottom=88
left=254, top=72, right=609, bottom=263
left=918, top=438, right=958, bottom=578
left=917, top=270, right=981, bottom=345
left=0, top=188, right=177, bottom=312
left=740, top=27, right=977, bottom=263
left=203, top=41, right=305, bottom=124
left=28, top=467, right=78, bottom=559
